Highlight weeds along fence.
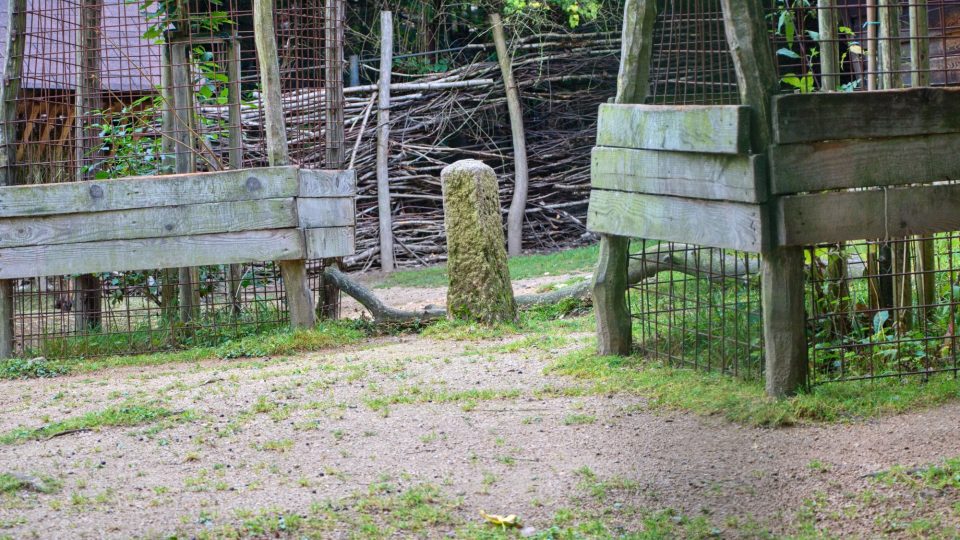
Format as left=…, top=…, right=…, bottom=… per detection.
left=1, top=0, right=347, bottom=359
left=615, top=0, right=960, bottom=387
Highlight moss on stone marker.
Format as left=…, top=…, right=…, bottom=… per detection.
left=440, top=159, right=517, bottom=324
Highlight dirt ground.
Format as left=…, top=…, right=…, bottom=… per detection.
left=0, top=276, right=958, bottom=539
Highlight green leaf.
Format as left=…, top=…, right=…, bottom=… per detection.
left=777, top=47, right=801, bottom=59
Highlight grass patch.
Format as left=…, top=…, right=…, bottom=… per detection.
left=548, top=347, right=960, bottom=427
left=0, top=473, right=59, bottom=494
left=0, top=404, right=191, bottom=444
left=376, top=244, right=599, bottom=289
left=364, top=386, right=523, bottom=415
left=0, top=321, right=369, bottom=380
left=423, top=297, right=593, bottom=342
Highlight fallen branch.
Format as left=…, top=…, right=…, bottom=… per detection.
left=327, top=243, right=757, bottom=322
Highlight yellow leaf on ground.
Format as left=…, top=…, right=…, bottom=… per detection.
left=480, top=509, right=522, bottom=528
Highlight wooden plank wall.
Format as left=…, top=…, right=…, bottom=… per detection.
left=588, top=103, right=768, bottom=252
left=0, top=166, right=356, bottom=279
left=770, top=88, right=960, bottom=246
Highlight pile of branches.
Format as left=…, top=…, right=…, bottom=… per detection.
left=200, top=32, right=619, bottom=270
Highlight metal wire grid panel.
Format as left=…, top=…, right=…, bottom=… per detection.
left=629, top=0, right=764, bottom=379
left=626, top=0, right=960, bottom=385
left=766, top=0, right=960, bottom=93
left=2, top=0, right=345, bottom=358
left=646, top=0, right=740, bottom=105
left=629, top=242, right=765, bottom=380
left=807, top=236, right=960, bottom=384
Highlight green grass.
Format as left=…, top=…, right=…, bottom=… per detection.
left=0, top=473, right=59, bottom=494
left=0, top=321, right=370, bottom=380
left=0, top=404, right=192, bottom=444
left=548, top=347, right=960, bottom=427
left=376, top=243, right=599, bottom=289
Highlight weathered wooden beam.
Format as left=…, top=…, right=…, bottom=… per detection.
left=769, top=132, right=960, bottom=194
left=0, top=229, right=305, bottom=280
left=593, top=235, right=631, bottom=355
left=0, top=198, right=297, bottom=249
left=720, top=0, right=779, bottom=152
left=762, top=246, right=808, bottom=397
left=908, top=0, right=930, bottom=87
left=773, top=87, right=960, bottom=144
left=304, top=227, right=356, bottom=259
left=321, top=0, right=347, bottom=321
left=255, top=0, right=315, bottom=328
left=596, top=104, right=750, bottom=154
left=226, top=36, right=246, bottom=316
left=296, top=198, right=356, bottom=229
left=778, top=183, right=960, bottom=245
left=818, top=0, right=839, bottom=91
left=591, top=146, right=766, bottom=203
left=587, top=190, right=766, bottom=252
left=879, top=0, right=902, bottom=90
left=298, top=169, right=356, bottom=197
left=722, top=0, right=807, bottom=397
left=614, top=0, right=657, bottom=104
left=0, top=0, right=26, bottom=359
left=376, top=11, right=396, bottom=272
left=592, top=0, right=656, bottom=355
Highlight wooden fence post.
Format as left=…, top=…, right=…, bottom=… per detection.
left=817, top=0, right=839, bottom=92
left=592, top=0, right=656, bottom=356
left=909, top=1, right=935, bottom=322
left=169, top=42, right=202, bottom=324
left=490, top=13, right=529, bottom=257
left=0, top=0, right=27, bottom=359
left=159, top=45, right=179, bottom=326
left=721, top=0, right=807, bottom=397
left=73, top=0, right=105, bottom=332
left=225, top=37, right=245, bottom=316
left=319, top=0, right=346, bottom=319
left=254, top=0, right=317, bottom=328
left=376, top=11, right=396, bottom=272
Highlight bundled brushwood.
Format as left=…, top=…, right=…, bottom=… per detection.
left=197, top=33, right=619, bottom=270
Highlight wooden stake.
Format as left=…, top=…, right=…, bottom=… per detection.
left=226, top=37, right=244, bottom=316
left=0, top=0, right=27, bottom=358
left=722, top=0, right=807, bottom=396
left=818, top=0, right=839, bottom=92
left=490, top=13, right=529, bottom=257
left=320, top=0, right=346, bottom=319
left=170, top=42, right=201, bottom=324
left=74, top=0, right=104, bottom=332
left=254, top=0, right=316, bottom=328
left=377, top=11, right=396, bottom=272
left=879, top=0, right=902, bottom=90
left=909, top=2, right=935, bottom=321
left=592, top=0, right=657, bottom=356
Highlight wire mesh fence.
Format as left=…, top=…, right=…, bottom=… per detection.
left=1, top=0, right=345, bottom=359
left=624, top=0, right=960, bottom=386
left=629, top=242, right=765, bottom=380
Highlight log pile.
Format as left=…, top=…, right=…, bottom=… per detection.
left=199, top=32, right=619, bottom=269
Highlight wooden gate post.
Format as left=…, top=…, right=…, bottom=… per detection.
left=592, top=0, right=656, bottom=356
left=169, top=42, right=203, bottom=324
left=721, top=0, right=807, bottom=397
left=319, top=0, right=346, bottom=319
left=254, top=0, right=317, bottom=328
left=0, top=0, right=27, bottom=358
left=376, top=11, right=396, bottom=272
left=74, top=0, right=105, bottom=332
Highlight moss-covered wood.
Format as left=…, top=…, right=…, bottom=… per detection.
left=440, top=159, right=517, bottom=324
